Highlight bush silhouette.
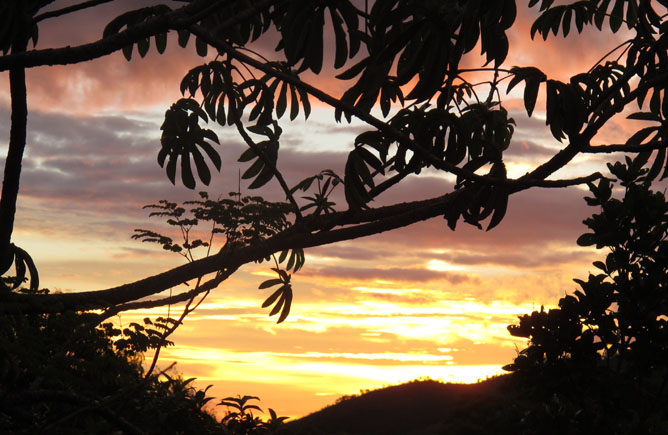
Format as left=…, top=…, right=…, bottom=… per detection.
left=505, top=156, right=668, bottom=433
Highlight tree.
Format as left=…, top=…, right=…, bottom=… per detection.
left=0, top=1, right=667, bottom=324
left=503, top=157, right=668, bottom=432
left=506, top=156, right=668, bottom=376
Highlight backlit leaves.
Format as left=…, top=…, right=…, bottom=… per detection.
left=103, top=5, right=171, bottom=60
left=507, top=67, right=547, bottom=117
left=508, top=161, right=668, bottom=377
left=259, top=268, right=293, bottom=323
left=529, top=0, right=665, bottom=39
left=344, top=143, right=387, bottom=210
left=335, top=0, right=516, bottom=120
left=448, top=162, right=509, bottom=232
left=261, top=63, right=312, bottom=121
left=545, top=80, right=586, bottom=140
left=622, top=110, right=668, bottom=181
left=180, top=60, right=312, bottom=129
left=238, top=122, right=282, bottom=189
left=530, top=2, right=593, bottom=40
left=158, top=99, right=221, bottom=189
left=292, top=169, right=343, bottom=215
left=0, top=1, right=40, bottom=55
left=275, top=0, right=361, bottom=74
left=180, top=61, right=244, bottom=127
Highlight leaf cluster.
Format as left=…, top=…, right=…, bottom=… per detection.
left=0, top=1, right=39, bottom=54
left=529, top=0, right=668, bottom=39
left=259, top=267, right=294, bottom=324
left=335, top=0, right=516, bottom=120
left=220, top=395, right=289, bottom=435
left=103, top=5, right=171, bottom=60
left=159, top=98, right=222, bottom=189
left=506, top=157, right=668, bottom=385
left=291, top=169, right=343, bottom=215
left=0, top=308, right=227, bottom=433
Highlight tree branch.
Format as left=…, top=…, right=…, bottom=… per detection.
left=0, top=193, right=461, bottom=313
left=0, top=0, right=216, bottom=71
left=582, top=140, right=668, bottom=153
left=189, top=25, right=506, bottom=187
left=0, top=39, right=28, bottom=272
left=0, top=164, right=608, bottom=316
left=33, top=0, right=116, bottom=23
left=98, top=267, right=234, bottom=321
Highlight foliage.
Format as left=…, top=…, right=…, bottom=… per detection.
left=504, top=157, right=668, bottom=432
left=506, top=157, right=668, bottom=377
left=0, top=285, right=290, bottom=434
left=133, top=192, right=303, bottom=322
left=220, top=395, right=289, bottom=435
left=0, top=0, right=666, bottom=314
left=0, top=289, right=221, bottom=433
left=1, top=1, right=668, bottom=430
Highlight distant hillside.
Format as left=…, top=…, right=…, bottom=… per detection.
left=285, top=369, right=668, bottom=435
left=286, top=376, right=512, bottom=435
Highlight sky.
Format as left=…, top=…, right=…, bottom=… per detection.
left=0, top=0, right=657, bottom=419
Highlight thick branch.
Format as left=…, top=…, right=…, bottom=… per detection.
left=0, top=192, right=462, bottom=313
left=98, top=267, right=235, bottom=321
left=0, top=0, right=214, bottom=71
left=522, top=172, right=605, bottom=188
left=0, top=165, right=607, bottom=315
left=0, top=42, right=28, bottom=270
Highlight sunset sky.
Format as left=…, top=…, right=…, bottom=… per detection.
left=0, top=0, right=655, bottom=419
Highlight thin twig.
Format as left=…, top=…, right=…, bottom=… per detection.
left=34, top=0, right=116, bottom=23
left=582, top=140, right=667, bottom=153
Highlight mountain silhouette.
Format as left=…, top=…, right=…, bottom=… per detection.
left=286, top=376, right=511, bottom=435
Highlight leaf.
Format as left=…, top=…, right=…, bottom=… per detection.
left=159, top=99, right=222, bottom=189
left=178, top=29, right=190, bottom=48
left=276, top=81, right=288, bottom=118
left=181, top=154, right=196, bottom=189
left=137, top=37, right=149, bottom=57
left=259, top=278, right=283, bottom=289
left=122, top=44, right=132, bottom=61
left=242, top=157, right=264, bottom=180
left=627, top=112, right=661, bottom=122
left=524, top=78, right=542, bottom=117
left=625, top=127, right=657, bottom=146
left=195, top=36, right=208, bottom=57
left=576, top=233, right=596, bottom=246
left=155, top=32, right=167, bottom=54
left=486, top=188, right=509, bottom=231
left=262, top=288, right=283, bottom=308
left=609, top=0, right=624, bottom=32
left=592, top=261, right=607, bottom=273
left=248, top=165, right=275, bottom=189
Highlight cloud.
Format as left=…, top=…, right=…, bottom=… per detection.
left=302, top=266, right=474, bottom=284
left=425, top=247, right=594, bottom=269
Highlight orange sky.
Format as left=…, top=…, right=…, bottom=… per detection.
left=0, top=0, right=649, bottom=419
